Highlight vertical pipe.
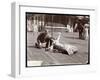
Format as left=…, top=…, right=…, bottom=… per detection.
left=51, top=15, right=53, bottom=37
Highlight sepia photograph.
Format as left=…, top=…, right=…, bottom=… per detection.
left=26, top=12, right=90, bottom=67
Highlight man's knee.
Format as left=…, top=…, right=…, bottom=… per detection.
left=35, top=42, right=42, bottom=49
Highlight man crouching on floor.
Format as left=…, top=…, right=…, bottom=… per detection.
left=35, top=30, right=54, bottom=51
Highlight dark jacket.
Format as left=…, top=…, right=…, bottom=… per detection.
left=37, top=32, right=47, bottom=43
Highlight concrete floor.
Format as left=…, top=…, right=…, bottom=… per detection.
left=27, top=31, right=89, bottom=66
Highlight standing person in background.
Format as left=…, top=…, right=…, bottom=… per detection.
left=77, top=21, right=84, bottom=39
left=27, top=17, right=33, bottom=32
left=83, top=23, right=89, bottom=40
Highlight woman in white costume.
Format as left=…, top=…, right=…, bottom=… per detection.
left=83, top=23, right=89, bottom=40
left=50, top=32, right=78, bottom=55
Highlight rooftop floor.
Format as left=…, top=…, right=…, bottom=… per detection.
left=27, top=31, right=89, bottom=67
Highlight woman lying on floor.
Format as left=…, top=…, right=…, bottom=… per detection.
left=49, top=32, right=78, bottom=55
